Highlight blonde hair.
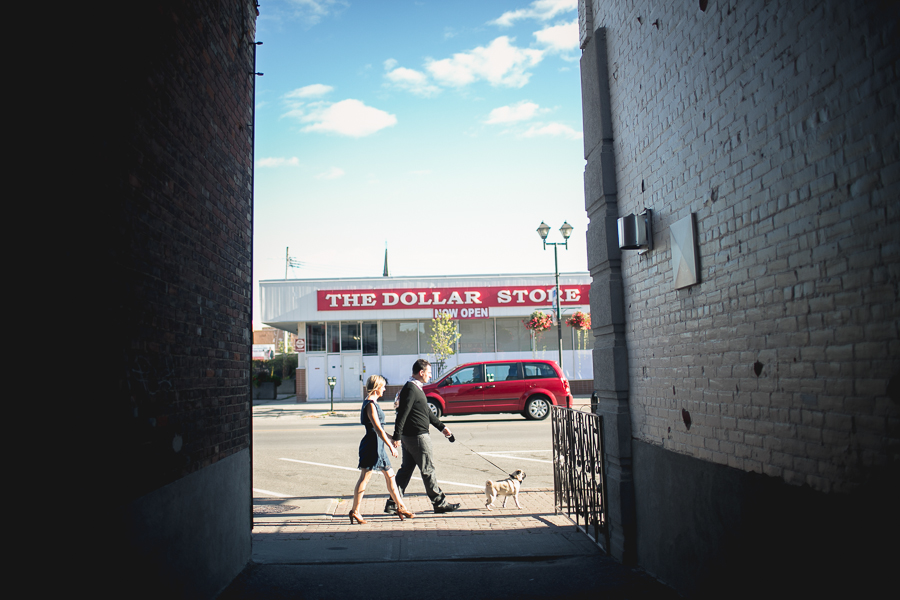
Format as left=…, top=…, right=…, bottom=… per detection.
left=365, top=374, right=386, bottom=396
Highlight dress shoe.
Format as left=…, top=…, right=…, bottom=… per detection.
left=433, top=502, right=460, bottom=514
left=384, top=500, right=398, bottom=515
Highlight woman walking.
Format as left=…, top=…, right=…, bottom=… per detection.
left=349, top=375, right=415, bottom=524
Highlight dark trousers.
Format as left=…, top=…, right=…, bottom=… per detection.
left=395, top=433, right=446, bottom=506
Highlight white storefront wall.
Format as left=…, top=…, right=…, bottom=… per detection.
left=260, top=273, right=592, bottom=400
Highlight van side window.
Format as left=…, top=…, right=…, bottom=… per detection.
left=485, top=362, right=521, bottom=382
left=523, top=363, right=554, bottom=379
left=448, top=365, right=484, bottom=385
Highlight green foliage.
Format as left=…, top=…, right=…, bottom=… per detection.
left=429, top=312, right=461, bottom=374
left=252, top=353, right=297, bottom=385
left=252, top=369, right=283, bottom=388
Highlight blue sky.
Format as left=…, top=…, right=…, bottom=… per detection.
left=253, top=0, right=587, bottom=327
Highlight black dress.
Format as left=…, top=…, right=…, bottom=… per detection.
left=358, top=399, right=391, bottom=471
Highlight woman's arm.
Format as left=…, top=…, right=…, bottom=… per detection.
left=368, top=401, right=398, bottom=457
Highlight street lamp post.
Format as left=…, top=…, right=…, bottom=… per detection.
left=536, top=221, right=573, bottom=373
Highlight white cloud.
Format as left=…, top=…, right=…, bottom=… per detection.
left=256, top=157, right=300, bottom=167
left=426, top=36, right=544, bottom=88
left=521, top=122, right=583, bottom=139
left=316, top=167, right=345, bottom=179
left=491, top=0, right=576, bottom=27
left=485, top=101, right=543, bottom=124
left=384, top=64, right=441, bottom=97
left=284, top=84, right=334, bottom=99
left=300, top=99, right=397, bottom=137
left=286, top=0, right=348, bottom=26
left=533, top=20, right=579, bottom=52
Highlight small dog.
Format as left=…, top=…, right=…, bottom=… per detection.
left=484, top=469, right=526, bottom=510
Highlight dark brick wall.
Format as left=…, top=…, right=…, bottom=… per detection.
left=100, top=0, right=256, bottom=502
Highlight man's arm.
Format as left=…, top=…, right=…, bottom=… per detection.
left=392, top=383, right=413, bottom=441
left=428, top=402, right=446, bottom=433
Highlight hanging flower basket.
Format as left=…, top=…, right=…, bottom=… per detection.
left=566, top=311, right=591, bottom=330
left=523, top=310, right=553, bottom=333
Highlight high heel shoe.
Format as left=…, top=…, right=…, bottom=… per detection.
left=349, top=510, right=367, bottom=525
left=396, top=506, right=415, bottom=521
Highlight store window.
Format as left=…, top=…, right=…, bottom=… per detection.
left=326, top=323, right=341, bottom=353
left=533, top=326, right=573, bottom=353
left=306, top=323, right=325, bottom=352
left=458, top=319, right=495, bottom=353
left=495, top=318, right=532, bottom=352
left=341, top=322, right=361, bottom=352
left=362, top=322, right=378, bottom=355
left=572, top=327, right=594, bottom=351
left=382, top=321, right=422, bottom=355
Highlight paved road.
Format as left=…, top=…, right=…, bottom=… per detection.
left=252, top=399, right=556, bottom=501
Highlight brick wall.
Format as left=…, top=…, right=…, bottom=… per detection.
left=296, top=368, right=307, bottom=402
left=254, top=327, right=294, bottom=347
left=103, top=0, right=257, bottom=501
left=588, top=0, right=898, bottom=493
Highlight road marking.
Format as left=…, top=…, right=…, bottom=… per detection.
left=480, top=450, right=551, bottom=453
left=253, top=488, right=291, bottom=498
left=479, top=452, right=553, bottom=464
left=436, top=480, right=484, bottom=489
left=253, top=428, right=324, bottom=432
left=279, top=458, right=484, bottom=489
left=280, top=458, right=358, bottom=471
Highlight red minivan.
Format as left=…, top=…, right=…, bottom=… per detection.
left=422, top=359, right=572, bottom=420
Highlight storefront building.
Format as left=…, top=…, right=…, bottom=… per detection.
left=260, top=273, right=593, bottom=400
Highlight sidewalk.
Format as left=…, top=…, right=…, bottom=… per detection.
left=248, top=489, right=598, bottom=565
left=220, top=484, right=677, bottom=598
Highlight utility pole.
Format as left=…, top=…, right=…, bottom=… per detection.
left=285, top=247, right=303, bottom=278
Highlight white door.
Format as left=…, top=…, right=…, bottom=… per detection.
left=327, top=355, right=342, bottom=400
left=342, top=354, right=362, bottom=400
left=307, top=356, right=326, bottom=399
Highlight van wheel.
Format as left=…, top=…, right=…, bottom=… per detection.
left=428, top=400, right=442, bottom=419
left=524, top=396, right=550, bottom=420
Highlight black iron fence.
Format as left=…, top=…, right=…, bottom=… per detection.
left=551, top=405, right=607, bottom=550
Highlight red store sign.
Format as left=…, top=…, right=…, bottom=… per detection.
left=316, top=285, right=590, bottom=312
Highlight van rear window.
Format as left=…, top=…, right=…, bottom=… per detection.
left=523, top=363, right=555, bottom=379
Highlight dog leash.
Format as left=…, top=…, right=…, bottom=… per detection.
left=448, top=435, right=511, bottom=476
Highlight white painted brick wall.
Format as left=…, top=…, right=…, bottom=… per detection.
left=587, top=0, right=899, bottom=492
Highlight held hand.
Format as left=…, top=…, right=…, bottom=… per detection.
left=389, top=445, right=398, bottom=458
left=392, top=439, right=401, bottom=448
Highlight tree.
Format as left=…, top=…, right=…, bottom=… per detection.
left=429, top=311, right=461, bottom=376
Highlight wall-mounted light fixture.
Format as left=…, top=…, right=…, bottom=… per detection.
left=617, top=208, right=652, bottom=253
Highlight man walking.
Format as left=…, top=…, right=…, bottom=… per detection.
left=385, top=358, right=460, bottom=514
